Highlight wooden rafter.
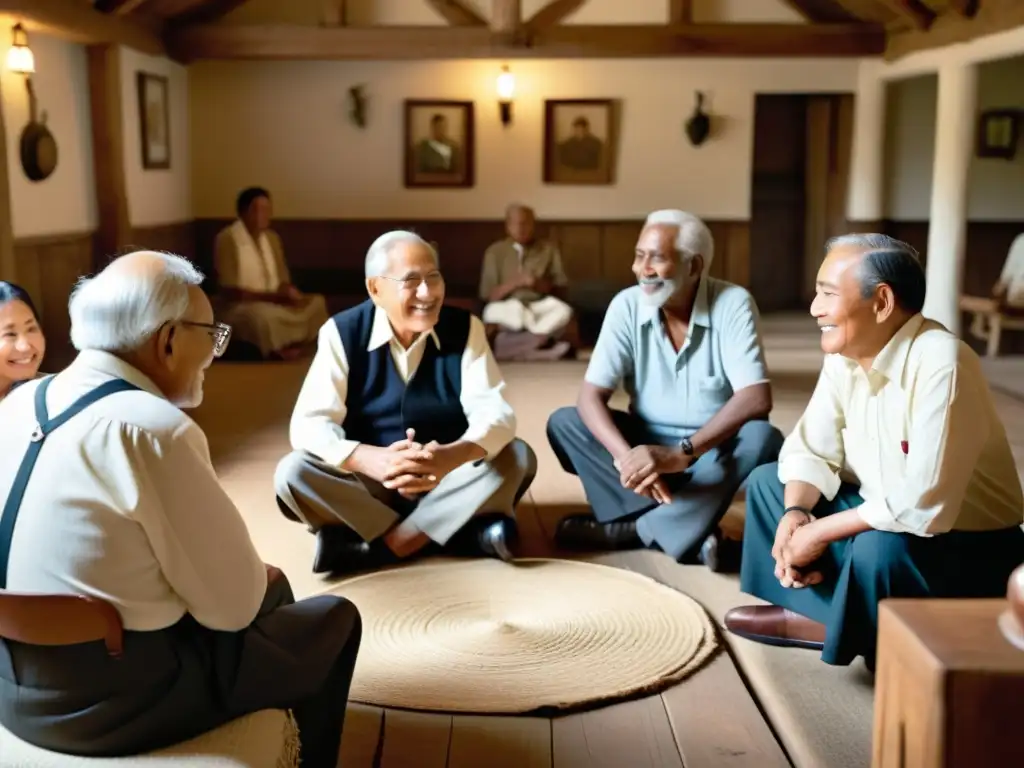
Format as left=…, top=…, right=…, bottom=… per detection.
left=948, top=0, right=981, bottom=18
left=424, top=0, right=486, bottom=26
left=491, top=0, right=521, bottom=34
left=525, top=0, right=585, bottom=31
left=779, top=0, right=861, bottom=23
left=165, top=22, right=885, bottom=62
left=166, top=0, right=251, bottom=25
left=668, top=0, right=692, bottom=24
left=94, top=0, right=152, bottom=14
left=886, top=0, right=1021, bottom=60
left=879, top=0, right=936, bottom=30
left=0, top=0, right=164, bottom=55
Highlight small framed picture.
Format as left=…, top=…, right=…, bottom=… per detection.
left=404, top=100, right=475, bottom=188
left=976, top=109, right=1020, bottom=160
left=543, top=98, right=617, bottom=185
left=137, top=72, right=170, bottom=170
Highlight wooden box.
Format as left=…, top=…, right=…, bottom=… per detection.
left=872, top=598, right=1024, bottom=768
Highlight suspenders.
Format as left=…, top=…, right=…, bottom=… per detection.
left=0, top=375, right=141, bottom=589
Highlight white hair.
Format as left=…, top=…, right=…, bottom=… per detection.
left=364, top=230, right=438, bottom=278
left=68, top=251, right=205, bottom=354
left=643, top=209, right=715, bottom=274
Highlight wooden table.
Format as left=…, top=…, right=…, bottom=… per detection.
left=872, top=598, right=1024, bottom=768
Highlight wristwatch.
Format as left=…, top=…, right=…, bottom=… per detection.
left=679, top=437, right=695, bottom=457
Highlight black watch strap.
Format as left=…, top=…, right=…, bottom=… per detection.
left=680, top=437, right=694, bottom=456
left=785, top=505, right=812, bottom=515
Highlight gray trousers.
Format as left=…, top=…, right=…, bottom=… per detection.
left=0, top=576, right=360, bottom=768
left=546, top=406, right=784, bottom=560
left=274, top=438, right=538, bottom=546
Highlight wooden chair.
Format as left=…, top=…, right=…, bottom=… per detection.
left=960, top=233, right=1024, bottom=357
left=0, top=591, right=124, bottom=655
left=0, top=591, right=300, bottom=766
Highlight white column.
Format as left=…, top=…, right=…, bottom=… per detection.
left=846, top=65, right=886, bottom=224
left=922, top=60, right=977, bottom=336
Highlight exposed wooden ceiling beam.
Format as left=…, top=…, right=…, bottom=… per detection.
left=93, top=0, right=152, bottom=14
left=491, top=0, right=520, bottom=35
left=886, top=0, right=1022, bottom=59
left=668, top=0, right=692, bottom=24
left=424, top=0, right=486, bottom=26
left=948, top=0, right=980, bottom=18
left=880, top=0, right=936, bottom=30
left=526, top=0, right=586, bottom=31
left=166, top=0, right=251, bottom=25
left=0, top=0, right=164, bottom=55
left=779, top=0, right=861, bottom=23
left=166, top=22, right=885, bottom=62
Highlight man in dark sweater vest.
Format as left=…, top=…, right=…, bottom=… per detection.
left=274, top=231, right=538, bottom=574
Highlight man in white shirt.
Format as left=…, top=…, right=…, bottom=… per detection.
left=0, top=251, right=361, bottom=767
left=725, top=234, right=1024, bottom=670
left=274, top=230, right=537, bottom=575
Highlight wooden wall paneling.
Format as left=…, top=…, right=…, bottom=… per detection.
left=718, top=222, right=751, bottom=289
left=0, top=77, right=15, bottom=284
left=549, top=223, right=605, bottom=283
left=129, top=221, right=198, bottom=263
left=13, top=232, right=96, bottom=370
left=87, top=44, right=131, bottom=269
left=600, top=222, right=644, bottom=287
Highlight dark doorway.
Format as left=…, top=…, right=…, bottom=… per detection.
left=749, top=93, right=853, bottom=312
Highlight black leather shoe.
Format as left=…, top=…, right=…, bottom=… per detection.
left=312, top=526, right=394, bottom=575
left=447, top=515, right=518, bottom=561
left=699, top=530, right=742, bottom=573
left=555, top=515, right=642, bottom=551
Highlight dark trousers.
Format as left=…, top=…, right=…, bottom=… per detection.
left=546, top=406, right=784, bottom=560
left=0, top=576, right=361, bottom=768
left=741, top=462, right=1024, bottom=667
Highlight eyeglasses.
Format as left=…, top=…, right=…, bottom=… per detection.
left=182, top=321, right=232, bottom=358
left=378, top=271, right=445, bottom=290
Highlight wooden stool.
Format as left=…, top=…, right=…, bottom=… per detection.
left=872, top=598, right=1024, bottom=768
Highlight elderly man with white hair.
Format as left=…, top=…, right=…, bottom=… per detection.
left=274, top=230, right=537, bottom=575
left=546, top=210, right=784, bottom=571
left=0, top=251, right=361, bottom=766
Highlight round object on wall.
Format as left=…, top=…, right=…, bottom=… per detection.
left=20, top=111, right=58, bottom=182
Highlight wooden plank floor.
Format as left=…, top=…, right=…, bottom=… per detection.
left=337, top=498, right=792, bottom=768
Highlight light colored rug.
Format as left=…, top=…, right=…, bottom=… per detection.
left=322, top=557, right=718, bottom=714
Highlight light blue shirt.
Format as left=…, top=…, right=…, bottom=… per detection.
left=584, top=277, right=769, bottom=440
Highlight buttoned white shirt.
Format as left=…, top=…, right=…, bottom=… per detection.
left=289, top=305, right=517, bottom=466
left=779, top=314, right=1023, bottom=536
left=0, top=350, right=268, bottom=632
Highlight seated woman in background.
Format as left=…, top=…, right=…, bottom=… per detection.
left=214, top=186, right=329, bottom=360
left=0, top=282, right=45, bottom=401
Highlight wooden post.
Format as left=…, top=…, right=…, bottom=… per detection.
left=86, top=44, right=130, bottom=269
left=321, top=0, right=347, bottom=26
left=0, top=77, right=16, bottom=284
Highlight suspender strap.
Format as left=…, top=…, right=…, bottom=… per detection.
left=0, top=376, right=141, bottom=588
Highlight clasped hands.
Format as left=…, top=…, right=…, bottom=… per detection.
left=362, top=428, right=458, bottom=501
left=771, top=510, right=828, bottom=588
left=612, top=445, right=693, bottom=505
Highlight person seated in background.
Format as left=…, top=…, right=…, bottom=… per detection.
left=725, top=235, right=1024, bottom=671
left=0, top=281, right=45, bottom=401
left=546, top=210, right=783, bottom=572
left=214, top=186, right=329, bottom=360
left=0, top=251, right=361, bottom=767
left=479, top=203, right=576, bottom=361
left=275, top=230, right=538, bottom=575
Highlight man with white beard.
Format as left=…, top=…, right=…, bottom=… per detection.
left=545, top=210, right=783, bottom=571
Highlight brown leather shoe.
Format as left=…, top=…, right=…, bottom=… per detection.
left=724, top=605, right=826, bottom=651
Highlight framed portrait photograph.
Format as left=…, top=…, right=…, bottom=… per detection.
left=137, top=72, right=170, bottom=170
left=976, top=109, right=1020, bottom=160
left=543, top=99, right=617, bottom=185
left=404, top=100, right=475, bottom=188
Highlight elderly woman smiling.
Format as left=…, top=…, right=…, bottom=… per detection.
left=0, top=282, right=45, bottom=401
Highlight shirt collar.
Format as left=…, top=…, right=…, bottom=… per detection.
left=68, top=349, right=169, bottom=399
left=869, top=313, right=926, bottom=385
left=640, top=277, right=711, bottom=328
left=368, top=304, right=440, bottom=352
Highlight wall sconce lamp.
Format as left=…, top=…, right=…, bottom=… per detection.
left=5, top=23, right=35, bottom=75
left=496, top=65, right=515, bottom=127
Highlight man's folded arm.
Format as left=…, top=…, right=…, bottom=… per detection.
left=777, top=362, right=846, bottom=501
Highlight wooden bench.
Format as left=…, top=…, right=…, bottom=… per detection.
left=0, top=591, right=298, bottom=767
left=960, top=232, right=1024, bottom=357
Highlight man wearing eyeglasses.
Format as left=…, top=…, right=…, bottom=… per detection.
left=0, top=251, right=362, bottom=767
left=275, top=230, right=538, bottom=574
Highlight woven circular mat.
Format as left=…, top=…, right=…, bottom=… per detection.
left=333, top=557, right=719, bottom=714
